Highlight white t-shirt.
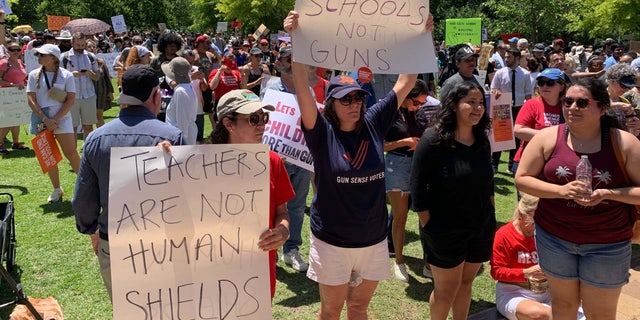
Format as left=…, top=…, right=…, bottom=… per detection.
left=26, top=68, right=76, bottom=108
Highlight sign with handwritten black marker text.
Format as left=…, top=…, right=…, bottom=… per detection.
left=109, top=145, right=271, bottom=320
left=292, top=0, right=437, bottom=74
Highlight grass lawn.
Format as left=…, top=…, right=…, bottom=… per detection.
left=0, top=87, right=520, bottom=319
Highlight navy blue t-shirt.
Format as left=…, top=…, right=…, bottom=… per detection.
left=304, top=90, right=398, bottom=248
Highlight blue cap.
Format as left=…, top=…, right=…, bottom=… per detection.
left=326, top=75, right=369, bottom=99
left=508, top=37, right=519, bottom=43
left=536, top=68, right=564, bottom=81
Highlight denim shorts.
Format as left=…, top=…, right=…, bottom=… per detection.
left=385, top=153, right=413, bottom=193
left=535, top=225, right=631, bottom=289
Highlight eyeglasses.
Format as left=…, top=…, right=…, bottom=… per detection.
left=536, top=79, right=559, bottom=87
left=411, top=98, right=426, bottom=106
left=239, top=112, right=270, bottom=126
left=562, top=97, right=594, bottom=109
left=8, top=48, right=21, bottom=52
left=260, top=44, right=268, bottom=46
left=338, top=93, right=366, bottom=106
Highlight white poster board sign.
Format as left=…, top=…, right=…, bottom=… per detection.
left=0, top=87, right=30, bottom=127
left=489, top=93, right=516, bottom=152
left=217, top=22, right=228, bottom=33
left=292, top=0, right=437, bottom=74
left=0, top=0, right=12, bottom=15
left=111, top=15, right=127, bottom=34
left=261, top=89, right=321, bottom=172
left=109, top=145, right=272, bottom=320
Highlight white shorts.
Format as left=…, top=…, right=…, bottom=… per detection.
left=306, top=233, right=390, bottom=286
left=495, top=282, right=551, bottom=320
left=70, top=96, right=97, bottom=126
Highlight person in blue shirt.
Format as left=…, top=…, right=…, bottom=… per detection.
left=72, top=65, right=184, bottom=299
left=285, top=10, right=433, bottom=320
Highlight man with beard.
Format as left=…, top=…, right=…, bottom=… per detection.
left=440, top=46, right=482, bottom=99
left=61, top=32, right=100, bottom=143
left=55, top=30, right=73, bottom=53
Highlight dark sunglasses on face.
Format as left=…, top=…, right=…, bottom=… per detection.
left=537, top=79, right=558, bottom=87
left=562, top=97, right=593, bottom=109
left=34, top=52, right=50, bottom=57
left=240, top=112, right=270, bottom=126
left=338, top=93, right=366, bottom=106
left=8, top=48, right=21, bottom=52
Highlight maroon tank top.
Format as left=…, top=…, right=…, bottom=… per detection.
left=536, top=124, right=634, bottom=244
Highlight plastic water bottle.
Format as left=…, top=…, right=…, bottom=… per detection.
left=575, top=155, right=592, bottom=201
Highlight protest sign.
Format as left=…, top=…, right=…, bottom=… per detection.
left=261, top=89, right=322, bottom=172
left=31, top=130, right=62, bottom=174
left=109, top=145, right=272, bottom=320
left=252, top=24, right=269, bottom=40
left=489, top=93, right=516, bottom=152
left=217, top=22, right=228, bottom=33
left=111, top=15, right=127, bottom=34
left=0, top=87, right=30, bottom=127
left=292, top=0, right=437, bottom=74
left=47, top=15, right=71, bottom=31
left=445, top=18, right=482, bottom=46
left=158, top=23, right=167, bottom=32
left=0, top=0, right=12, bottom=15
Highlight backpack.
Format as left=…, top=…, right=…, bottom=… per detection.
left=61, top=50, right=96, bottom=70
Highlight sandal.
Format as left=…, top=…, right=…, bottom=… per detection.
left=11, top=142, right=29, bottom=150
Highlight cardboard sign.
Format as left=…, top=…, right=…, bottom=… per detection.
left=31, top=130, right=62, bottom=174
left=445, top=18, right=482, bottom=46
left=292, top=0, right=437, bottom=74
left=111, top=15, right=127, bottom=34
left=46, top=15, right=71, bottom=31
left=489, top=93, right=516, bottom=152
left=252, top=24, right=269, bottom=41
left=0, top=87, right=30, bottom=127
left=108, top=145, right=272, bottom=320
left=261, top=89, right=322, bottom=172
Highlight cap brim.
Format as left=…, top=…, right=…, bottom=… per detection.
left=621, top=82, right=639, bottom=89
left=234, top=100, right=276, bottom=115
left=330, top=86, right=370, bottom=99
left=117, top=94, right=145, bottom=105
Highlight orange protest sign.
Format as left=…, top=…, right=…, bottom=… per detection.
left=47, top=15, right=71, bottom=31
left=31, top=130, right=62, bottom=174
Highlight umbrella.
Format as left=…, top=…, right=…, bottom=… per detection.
left=61, top=18, right=111, bottom=35
left=12, top=25, right=33, bottom=33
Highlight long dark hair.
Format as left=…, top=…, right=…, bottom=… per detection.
left=407, top=79, right=429, bottom=100
left=432, top=81, right=491, bottom=147
left=569, top=78, right=620, bottom=130
left=323, top=95, right=366, bottom=133
left=208, top=113, right=238, bottom=144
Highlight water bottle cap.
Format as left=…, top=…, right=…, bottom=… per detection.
left=581, top=155, right=588, bottom=159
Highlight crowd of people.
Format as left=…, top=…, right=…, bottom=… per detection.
left=1, top=7, right=640, bottom=319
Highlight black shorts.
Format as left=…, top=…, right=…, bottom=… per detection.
left=202, top=89, right=215, bottom=114
left=422, top=220, right=495, bottom=269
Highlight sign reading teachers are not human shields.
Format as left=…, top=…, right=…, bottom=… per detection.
left=292, top=0, right=437, bottom=74
left=109, top=145, right=272, bottom=320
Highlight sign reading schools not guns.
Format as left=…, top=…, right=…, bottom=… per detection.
left=262, top=89, right=322, bottom=172
left=292, top=0, right=438, bottom=74
left=109, top=145, right=271, bottom=320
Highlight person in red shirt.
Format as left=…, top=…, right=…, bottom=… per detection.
left=209, top=89, right=293, bottom=299
left=208, top=54, right=242, bottom=121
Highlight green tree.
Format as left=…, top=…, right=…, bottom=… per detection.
left=566, top=0, right=640, bottom=41
left=482, top=0, right=575, bottom=43
left=215, top=0, right=294, bottom=35
left=191, top=0, right=219, bottom=32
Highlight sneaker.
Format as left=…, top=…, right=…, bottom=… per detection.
left=423, top=265, right=433, bottom=279
left=11, top=142, right=29, bottom=150
left=0, top=144, right=9, bottom=155
left=282, top=249, right=309, bottom=272
left=394, top=263, right=409, bottom=282
left=48, top=188, right=64, bottom=203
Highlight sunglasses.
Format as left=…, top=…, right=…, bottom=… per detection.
left=536, top=79, right=559, bottom=87
left=239, top=112, right=270, bottom=126
left=260, top=43, right=268, bottom=46
left=34, top=52, right=51, bottom=57
left=562, top=97, right=594, bottom=109
left=411, top=98, right=425, bottom=106
left=338, top=93, right=366, bottom=106
left=8, top=48, right=21, bottom=52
